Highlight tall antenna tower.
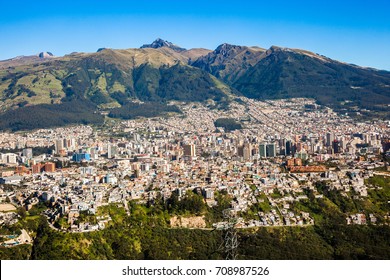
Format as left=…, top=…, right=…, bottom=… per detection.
left=221, top=208, right=239, bottom=260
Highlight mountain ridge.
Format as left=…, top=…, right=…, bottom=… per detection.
left=140, top=38, right=187, bottom=52
left=0, top=38, right=389, bottom=131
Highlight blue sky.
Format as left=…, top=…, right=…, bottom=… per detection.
left=1, top=0, right=389, bottom=70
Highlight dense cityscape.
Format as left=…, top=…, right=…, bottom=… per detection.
left=2, top=3, right=390, bottom=280
left=1, top=97, right=389, bottom=249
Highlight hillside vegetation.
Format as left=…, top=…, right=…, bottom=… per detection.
left=1, top=185, right=390, bottom=260
left=1, top=39, right=390, bottom=131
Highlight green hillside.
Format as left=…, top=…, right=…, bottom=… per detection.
left=0, top=98, right=104, bottom=131
left=232, top=47, right=390, bottom=113
left=191, top=43, right=266, bottom=84
left=0, top=47, right=230, bottom=130
left=1, top=198, right=390, bottom=260
left=1, top=40, right=390, bottom=131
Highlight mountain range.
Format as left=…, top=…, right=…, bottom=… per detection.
left=0, top=38, right=389, bottom=131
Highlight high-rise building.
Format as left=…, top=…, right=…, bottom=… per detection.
left=333, top=140, right=340, bottom=154
left=22, top=148, right=33, bottom=159
left=32, top=163, right=42, bottom=174
left=55, top=139, right=64, bottom=154
left=9, top=154, right=17, bottom=164
left=259, top=143, right=267, bottom=158
left=266, top=143, right=276, bottom=157
left=279, top=139, right=286, bottom=155
left=64, top=138, right=76, bottom=151
left=259, top=143, right=277, bottom=158
left=296, top=151, right=308, bottom=160
left=107, top=144, right=117, bottom=159
left=237, top=146, right=244, bottom=157
left=326, top=133, right=334, bottom=147
left=243, top=143, right=252, bottom=161
left=183, top=144, right=196, bottom=157
left=285, top=140, right=292, bottom=155
left=72, top=153, right=91, bottom=162
left=44, top=162, right=56, bottom=173
left=340, top=137, right=347, bottom=151
left=2, top=154, right=17, bottom=164
left=91, top=148, right=99, bottom=160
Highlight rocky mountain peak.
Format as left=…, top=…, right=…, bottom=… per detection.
left=214, top=43, right=242, bottom=56
left=38, top=52, right=54, bottom=58
left=266, top=45, right=284, bottom=55
left=140, top=38, right=186, bottom=52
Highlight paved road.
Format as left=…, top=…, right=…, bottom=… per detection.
left=373, top=172, right=390, bottom=177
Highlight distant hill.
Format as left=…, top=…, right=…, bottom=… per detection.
left=191, top=43, right=390, bottom=116
left=1, top=38, right=390, bottom=131
left=0, top=43, right=232, bottom=130
left=232, top=46, right=390, bottom=113
left=0, top=52, right=56, bottom=69
left=0, top=98, right=103, bottom=131
left=191, top=43, right=266, bottom=84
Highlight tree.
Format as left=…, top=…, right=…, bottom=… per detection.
left=17, top=207, right=27, bottom=219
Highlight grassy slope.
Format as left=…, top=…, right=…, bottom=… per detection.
left=233, top=48, right=390, bottom=114
left=0, top=48, right=229, bottom=131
